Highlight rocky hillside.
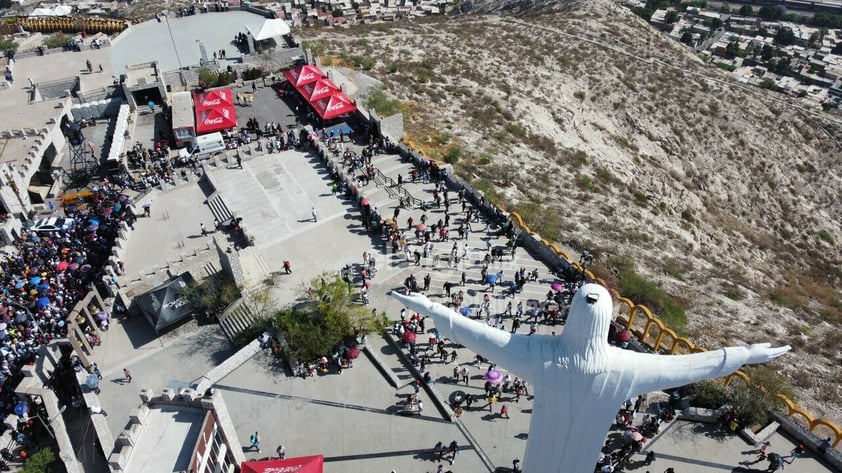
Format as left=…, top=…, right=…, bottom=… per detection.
left=301, top=1, right=842, bottom=421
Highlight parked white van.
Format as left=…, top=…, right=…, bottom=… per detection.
left=178, top=132, right=226, bottom=160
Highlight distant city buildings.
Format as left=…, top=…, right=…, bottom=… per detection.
left=624, top=1, right=842, bottom=112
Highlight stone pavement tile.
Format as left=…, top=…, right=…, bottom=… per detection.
left=216, top=342, right=489, bottom=473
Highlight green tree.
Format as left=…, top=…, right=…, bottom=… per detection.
left=273, top=272, right=385, bottom=362
left=758, top=5, right=784, bottom=20
left=739, top=5, right=753, bottom=16
left=757, top=26, right=769, bottom=37
left=709, top=17, right=723, bottom=29
left=724, top=41, right=739, bottom=59
left=21, top=448, right=55, bottom=473
left=181, top=276, right=241, bottom=318
left=680, top=31, right=693, bottom=45
left=366, top=87, right=402, bottom=116
left=0, top=36, right=18, bottom=52
left=761, top=44, right=775, bottom=61
left=332, top=8, right=344, bottom=17
left=42, top=33, right=70, bottom=49
left=632, top=6, right=654, bottom=21
left=775, top=27, right=796, bottom=46
left=665, top=10, right=679, bottom=23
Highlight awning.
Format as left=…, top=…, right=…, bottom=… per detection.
left=282, top=64, right=324, bottom=88
left=246, top=18, right=291, bottom=41
left=133, top=273, right=196, bottom=334
left=194, top=88, right=237, bottom=134
left=241, top=455, right=324, bottom=473
left=311, top=92, right=357, bottom=120
left=196, top=106, right=237, bottom=134
left=194, top=88, right=235, bottom=112
left=296, top=78, right=340, bottom=103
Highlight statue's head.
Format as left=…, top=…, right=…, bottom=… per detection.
left=558, top=283, right=613, bottom=374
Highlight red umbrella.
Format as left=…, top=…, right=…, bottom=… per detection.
left=402, top=330, right=416, bottom=343
left=617, top=330, right=632, bottom=343
left=346, top=347, right=360, bottom=359
left=56, top=261, right=69, bottom=272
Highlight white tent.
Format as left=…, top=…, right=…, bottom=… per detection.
left=29, top=5, right=72, bottom=16
left=246, top=18, right=291, bottom=41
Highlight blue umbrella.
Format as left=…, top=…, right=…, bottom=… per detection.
left=36, top=297, right=50, bottom=309
left=14, top=281, right=25, bottom=289
left=485, top=274, right=498, bottom=284
left=459, top=307, right=472, bottom=316
left=29, top=276, right=41, bottom=285
left=37, top=283, right=50, bottom=291
left=14, top=402, right=27, bottom=416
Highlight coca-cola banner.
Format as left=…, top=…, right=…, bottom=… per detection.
left=240, top=455, right=324, bottom=473
left=311, top=92, right=356, bottom=120
left=282, top=64, right=325, bottom=88
left=193, top=88, right=235, bottom=112
left=195, top=104, right=237, bottom=134
left=296, top=78, right=339, bottom=103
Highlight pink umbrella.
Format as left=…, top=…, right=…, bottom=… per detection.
left=484, top=369, right=504, bottom=384
left=402, top=330, right=416, bottom=343
left=551, top=282, right=564, bottom=292
left=56, top=261, right=69, bottom=272
left=346, top=347, right=360, bottom=359
left=68, top=263, right=80, bottom=271
left=416, top=223, right=426, bottom=232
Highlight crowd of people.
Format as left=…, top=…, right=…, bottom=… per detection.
left=0, top=184, right=132, bottom=425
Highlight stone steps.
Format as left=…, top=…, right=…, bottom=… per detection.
left=207, top=194, right=234, bottom=223
left=218, top=300, right=257, bottom=344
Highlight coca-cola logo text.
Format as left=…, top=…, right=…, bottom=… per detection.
left=202, top=98, right=222, bottom=107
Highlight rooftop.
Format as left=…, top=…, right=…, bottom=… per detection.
left=123, top=405, right=205, bottom=472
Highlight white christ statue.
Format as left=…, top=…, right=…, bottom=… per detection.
left=392, top=283, right=789, bottom=473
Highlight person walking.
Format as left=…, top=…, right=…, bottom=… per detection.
left=448, top=440, right=459, bottom=465
left=200, top=222, right=207, bottom=236
left=123, top=368, right=132, bottom=383
left=249, top=432, right=261, bottom=452
left=311, top=206, right=318, bottom=222
left=461, top=366, right=470, bottom=385
left=644, top=450, right=655, bottom=465
left=276, top=444, right=285, bottom=459
left=501, top=404, right=510, bottom=419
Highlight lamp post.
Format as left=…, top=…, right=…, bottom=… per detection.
left=579, top=250, right=593, bottom=282
left=164, top=14, right=183, bottom=70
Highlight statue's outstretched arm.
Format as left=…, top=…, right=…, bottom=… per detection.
left=392, top=292, right=539, bottom=379
left=616, top=343, right=790, bottom=395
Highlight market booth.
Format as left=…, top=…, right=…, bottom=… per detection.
left=241, top=455, right=324, bottom=473
left=282, top=64, right=357, bottom=121
left=194, top=88, right=238, bottom=134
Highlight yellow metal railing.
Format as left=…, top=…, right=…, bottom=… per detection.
left=508, top=210, right=842, bottom=448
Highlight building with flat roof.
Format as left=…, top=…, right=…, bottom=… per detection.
left=0, top=43, right=118, bottom=243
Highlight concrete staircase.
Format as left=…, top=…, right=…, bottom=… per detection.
left=218, top=299, right=259, bottom=344
left=207, top=194, right=234, bottom=223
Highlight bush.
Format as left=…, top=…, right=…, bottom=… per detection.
left=272, top=273, right=385, bottom=362
left=242, top=67, right=263, bottom=81
left=42, top=33, right=70, bottom=49
left=618, top=266, right=687, bottom=334
left=181, top=276, right=240, bottom=318
left=690, top=379, right=728, bottom=409
left=366, top=87, right=402, bottom=116
left=21, top=448, right=55, bottom=473
left=443, top=144, right=462, bottom=164
left=0, top=37, right=18, bottom=52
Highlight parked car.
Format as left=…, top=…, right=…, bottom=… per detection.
left=29, top=217, right=75, bottom=234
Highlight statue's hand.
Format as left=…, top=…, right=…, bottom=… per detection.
left=745, top=343, right=791, bottom=364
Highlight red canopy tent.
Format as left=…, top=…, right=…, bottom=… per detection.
left=311, top=92, right=357, bottom=120
left=241, top=455, right=324, bottom=473
left=194, top=88, right=235, bottom=111
left=296, top=78, right=340, bottom=103
left=282, top=64, right=324, bottom=88
left=195, top=105, right=237, bottom=134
